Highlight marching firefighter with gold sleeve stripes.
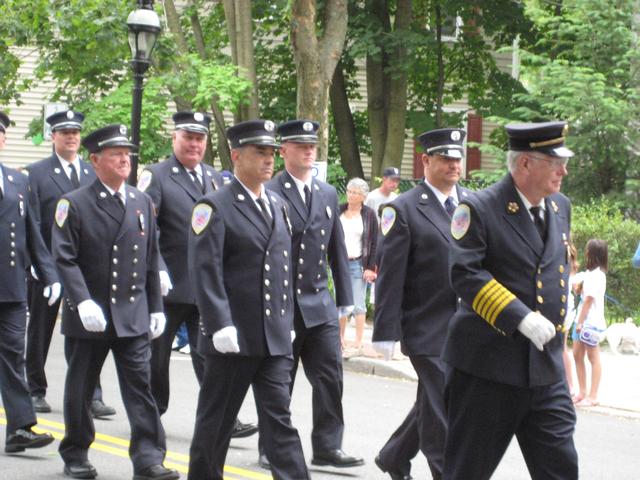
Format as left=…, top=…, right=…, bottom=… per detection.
left=442, top=121, right=578, bottom=480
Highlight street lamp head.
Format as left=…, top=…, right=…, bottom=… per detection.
left=127, top=7, right=161, bottom=63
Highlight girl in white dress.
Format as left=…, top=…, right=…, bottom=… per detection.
left=572, top=239, right=608, bottom=407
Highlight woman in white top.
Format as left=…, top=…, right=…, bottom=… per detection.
left=338, top=178, right=378, bottom=355
left=572, top=239, right=608, bottom=407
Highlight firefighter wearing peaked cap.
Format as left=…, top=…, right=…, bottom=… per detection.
left=442, top=121, right=578, bottom=480
left=51, top=124, right=178, bottom=480
left=187, top=120, right=310, bottom=480
left=261, top=119, right=363, bottom=470
left=372, top=127, right=469, bottom=480
left=0, top=110, right=59, bottom=455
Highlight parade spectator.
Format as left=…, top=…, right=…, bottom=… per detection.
left=365, top=167, right=400, bottom=220
left=572, top=239, right=608, bottom=407
left=338, top=178, right=378, bottom=354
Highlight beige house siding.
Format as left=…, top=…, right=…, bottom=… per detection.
left=1, top=48, right=58, bottom=170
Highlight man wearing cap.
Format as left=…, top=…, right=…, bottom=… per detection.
left=372, top=128, right=469, bottom=480
left=52, top=124, right=178, bottom=480
left=25, top=110, right=116, bottom=419
left=188, top=120, right=309, bottom=480
left=260, top=119, right=362, bottom=469
left=0, top=111, right=58, bottom=455
left=365, top=166, right=401, bottom=220
left=442, top=121, right=577, bottom=479
left=139, top=111, right=255, bottom=436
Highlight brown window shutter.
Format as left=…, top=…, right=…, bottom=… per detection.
left=466, top=114, right=482, bottom=176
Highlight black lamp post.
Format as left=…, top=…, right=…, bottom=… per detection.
left=126, top=0, right=161, bottom=184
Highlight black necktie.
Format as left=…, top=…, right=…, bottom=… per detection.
left=257, top=197, right=272, bottom=230
left=189, top=170, right=204, bottom=194
left=68, top=163, right=80, bottom=189
left=444, top=196, right=456, bottom=217
left=114, top=192, right=125, bottom=211
left=530, top=206, right=546, bottom=242
left=303, top=185, right=311, bottom=214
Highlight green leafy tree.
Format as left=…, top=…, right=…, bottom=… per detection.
left=507, top=0, right=640, bottom=203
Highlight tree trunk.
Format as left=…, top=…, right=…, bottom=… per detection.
left=380, top=0, right=411, bottom=173
left=330, top=59, right=363, bottom=178
left=366, top=0, right=410, bottom=181
left=291, top=0, right=348, bottom=163
left=162, top=0, right=192, bottom=111
left=366, top=0, right=389, bottom=181
left=223, top=0, right=259, bottom=122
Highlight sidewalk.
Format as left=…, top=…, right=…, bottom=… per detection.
left=341, top=322, right=640, bottom=419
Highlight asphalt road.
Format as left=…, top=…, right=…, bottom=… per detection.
left=2, top=332, right=639, bottom=479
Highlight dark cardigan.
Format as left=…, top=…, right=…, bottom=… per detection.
left=338, top=203, right=378, bottom=271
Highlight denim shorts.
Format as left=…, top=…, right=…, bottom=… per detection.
left=348, top=259, right=367, bottom=314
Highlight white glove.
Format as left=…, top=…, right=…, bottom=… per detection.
left=30, top=265, right=40, bottom=280
left=338, top=305, right=355, bottom=318
left=43, top=282, right=62, bottom=306
left=149, top=312, right=167, bottom=339
left=372, top=341, right=395, bottom=361
left=517, top=312, right=556, bottom=351
left=77, top=299, right=107, bottom=332
left=291, top=330, right=296, bottom=343
left=159, top=270, right=173, bottom=297
left=212, top=326, right=240, bottom=353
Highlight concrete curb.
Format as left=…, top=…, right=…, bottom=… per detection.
left=343, top=356, right=418, bottom=382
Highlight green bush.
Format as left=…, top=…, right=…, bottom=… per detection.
left=571, top=198, right=640, bottom=324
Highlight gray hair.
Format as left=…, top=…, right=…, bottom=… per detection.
left=347, top=177, right=369, bottom=196
left=507, top=150, right=549, bottom=172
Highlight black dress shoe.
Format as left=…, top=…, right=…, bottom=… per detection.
left=5, top=428, right=54, bottom=453
left=231, top=419, right=258, bottom=438
left=132, top=464, right=180, bottom=480
left=375, top=455, right=413, bottom=480
left=311, top=449, right=364, bottom=468
left=32, top=395, right=52, bottom=413
left=63, top=461, right=97, bottom=479
left=90, top=399, right=116, bottom=419
left=258, top=453, right=271, bottom=469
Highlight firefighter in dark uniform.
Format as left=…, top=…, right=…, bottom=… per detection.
left=139, top=111, right=256, bottom=436
left=25, top=110, right=115, bottom=419
left=372, top=128, right=469, bottom=480
left=442, top=121, right=578, bottom=480
left=0, top=110, right=57, bottom=454
left=187, top=120, right=309, bottom=480
left=260, top=119, right=363, bottom=469
left=52, top=124, right=178, bottom=480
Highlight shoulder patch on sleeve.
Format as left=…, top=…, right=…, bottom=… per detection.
left=55, top=199, right=70, bottom=228
left=191, top=203, right=213, bottom=235
left=451, top=204, right=471, bottom=240
left=380, top=206, right=397, bottom=236
left=137, top=169, right=153, bottom=192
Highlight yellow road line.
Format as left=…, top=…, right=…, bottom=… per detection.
left=0, top=411, right=272, bottom=479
